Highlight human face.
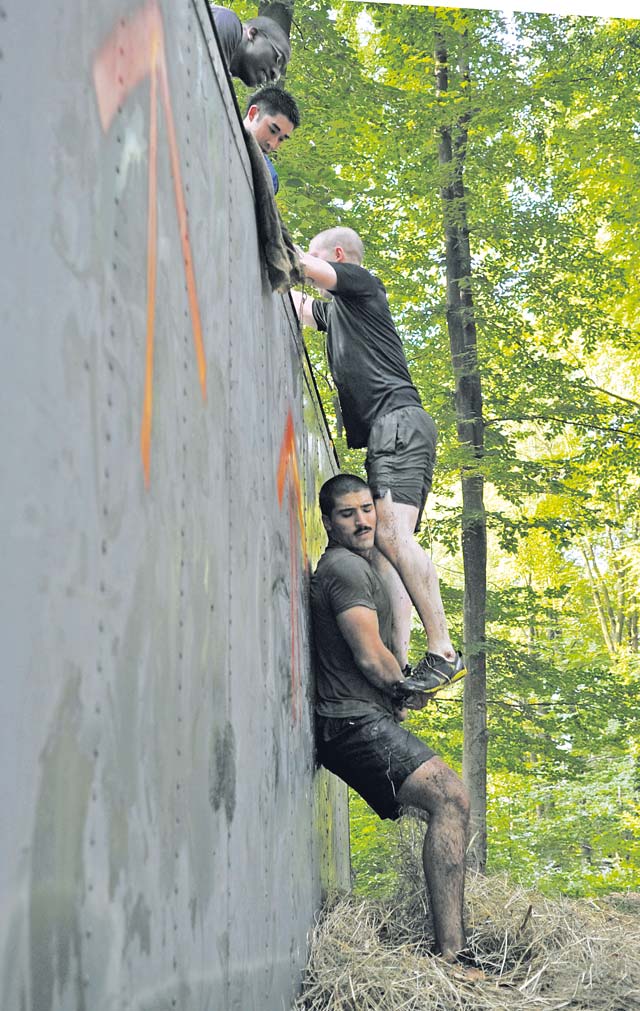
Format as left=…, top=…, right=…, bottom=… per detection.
left=245, top=107, right=295, bottom=154
left=324, top=490, right=376, bottom=556
left=233, top=31, right=285, bottom=86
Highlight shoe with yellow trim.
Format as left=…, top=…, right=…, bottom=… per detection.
left=403, top=651, right=466, bottom=696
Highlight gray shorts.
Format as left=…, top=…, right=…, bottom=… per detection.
left=316, top=709, right=435, bottom=821
left=365, top=406, right=437, bottom=528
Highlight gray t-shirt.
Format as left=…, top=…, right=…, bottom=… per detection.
left=312, top=263, right=421, bottom=449
left=310, top=544, right=395, bottom=717
left=209, top=5, right=242, bottom=71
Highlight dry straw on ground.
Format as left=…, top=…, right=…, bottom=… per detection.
left=295, top=819, right=640, bottom=1010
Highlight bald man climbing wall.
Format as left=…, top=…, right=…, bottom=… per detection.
left=292, top=227, right=466, bottom=693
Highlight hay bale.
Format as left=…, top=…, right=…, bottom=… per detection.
left=295, top=867, right=640, bottom=1010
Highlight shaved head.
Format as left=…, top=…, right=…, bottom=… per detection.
left=310, top=227, right=364, bottom=265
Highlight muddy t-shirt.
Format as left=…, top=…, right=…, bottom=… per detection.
left=311, top=263, right=421, bottom=448
left=310, top=544, right=395, bottom=717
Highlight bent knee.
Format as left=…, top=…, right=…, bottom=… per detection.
left=374, top=523, right=399, bottom=556
left=374, top=518, right=421, bottom=561
left=450, top=778, right=470, bottom=821
left=438, top=765, right=469, bottom=816
left=374, top=517, right=413, bottom=557
left=399, top=757, right=470, bottom=819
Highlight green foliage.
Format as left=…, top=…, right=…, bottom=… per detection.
left=349, top=790, right=400, bottom=897
left=219, top=0, right=640, bottom=897
left=243, top=1, right=640, bottom=896
left=487, top=758, right=640, bottom=897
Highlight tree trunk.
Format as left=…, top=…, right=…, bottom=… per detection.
left=435, top=27, right=488, bottom=872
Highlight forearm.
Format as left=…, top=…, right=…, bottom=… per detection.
left=336, top=606, right=406, bottom=697
left=298, top=251, right=338, bottom=291
left=289, top=288, right=317, bottom=329
left=356, top=647, right=404, bottom=693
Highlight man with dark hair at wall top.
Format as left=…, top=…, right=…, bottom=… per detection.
left=208, top=4, right=290, bottom=86
left=243, top=86, right=300, bottom=195
left=310, top=473, right=478, bottom=972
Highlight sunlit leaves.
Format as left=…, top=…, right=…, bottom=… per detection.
left=235, top=0, right=640, bottom=893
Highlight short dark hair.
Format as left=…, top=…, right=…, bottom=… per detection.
left=319, top=474, right=370, bottom=518
left=244, top=86, right=300, bottom=128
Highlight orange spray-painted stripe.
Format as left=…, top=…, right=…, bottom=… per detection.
left=292, top=501, right=302, bottom=723
left=93, top=0, right=207, bottom=487
left=277, top=412, right=307, bottom=561
left=158, top=54, right=207, bottom=401
left=290, top=506, right=298, bottom=722
left=278, top=411, right=308, bottom=722
left=289, top=444, right=306, bottom=562
left=276, top=412, right=293, bottom=505
left=140, top=39, right=159, bottom=488
left=92, top=3, right=158, bottom=133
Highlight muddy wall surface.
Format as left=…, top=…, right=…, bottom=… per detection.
left=0, top=2, right=350, bottom=1008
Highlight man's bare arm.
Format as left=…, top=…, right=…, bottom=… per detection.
left=336, top=606, right=403, bottom=692
left=289, top=289, right=318, bottom=329
left=298, top=251, right=338, bottom=291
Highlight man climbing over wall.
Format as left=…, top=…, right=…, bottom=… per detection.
left=311, top=474, right=478, bottom=971
left=243, top=86, right=300, bottom=195
left=291, top=227, right=465, bottom=692
left=208, top=5, right=290, bottom=86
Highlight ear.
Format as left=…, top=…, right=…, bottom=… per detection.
left=321, top=514, right=332, bottom=535
left=334, top=246, right=346, bottom=262
left=245, top=24, right=258, bottom=41
left=247, top=104, right=260, bottom=122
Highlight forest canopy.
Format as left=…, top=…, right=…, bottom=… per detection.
left=235, top=0, right=640, bottom=894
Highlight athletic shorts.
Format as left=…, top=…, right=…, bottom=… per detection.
left=316, top=709, right=436, bottom=820
left=365, top=406, right=438, bottom=529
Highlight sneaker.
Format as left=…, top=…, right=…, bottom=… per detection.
left=403, top=651, right=466, bottom=696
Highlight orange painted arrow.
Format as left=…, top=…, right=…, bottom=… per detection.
left=93, top=0, right=206, bottom=487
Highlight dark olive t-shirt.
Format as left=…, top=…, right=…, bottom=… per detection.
left=311, top=263, right=421, bottom=448
left=310, top=544, right=394, bottom=717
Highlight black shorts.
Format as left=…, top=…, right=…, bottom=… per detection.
left=316, top=709, right=436, bottom=821
left=365, top=406, right=437, bottom=529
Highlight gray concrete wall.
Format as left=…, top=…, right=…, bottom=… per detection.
left=0, top=2, right=350, bottom=1008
